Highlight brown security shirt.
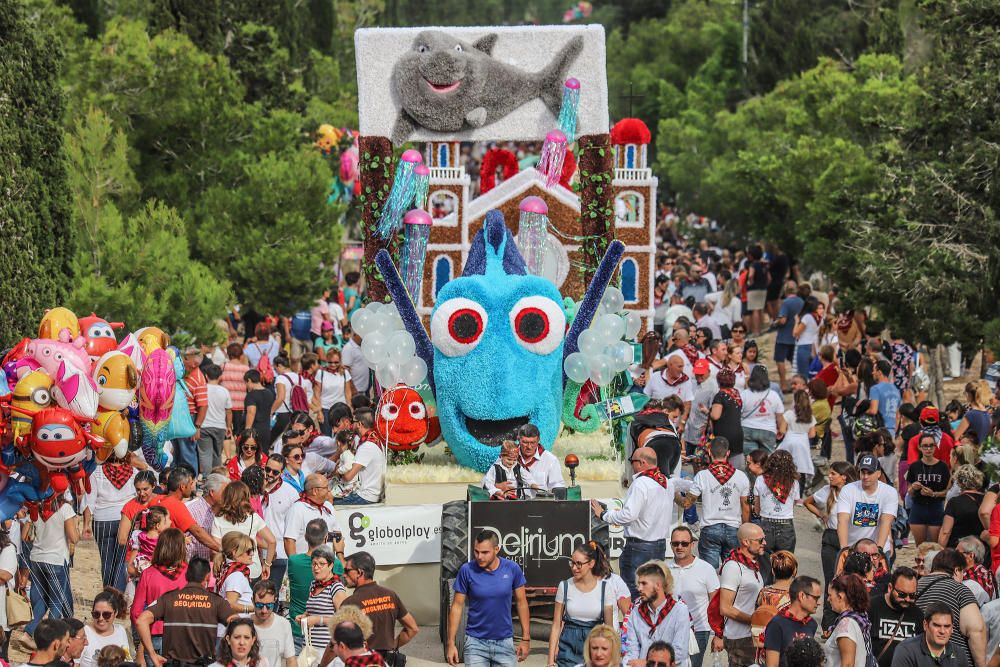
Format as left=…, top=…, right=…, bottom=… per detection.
left=342, top=582, right=408, bottom=651
left=147, top=583, right=237, bottom=662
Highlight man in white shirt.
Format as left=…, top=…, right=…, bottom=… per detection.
left=705, top=340, right=728, bottom=381
left=283, top=474, right=341, bottom=556
left=25, top=499, right=78, bottom=635
left=667, top=526, right=720, bottom=667
left=683, top=360, right=718, bottom=456
left=681, top=437, right=750, bottom=571
left=341, top=332, right=371, bottom=396
left=516, top=423, right=565, bottom=495
left=592, top=447, right=676, bottom=599
left=624, top=561, right=691, bottom=667
left=716, top=523, right=766, bottom=667
left=338, top=408, right=385, bottom=505
left=836, top=453, right=898, bottom=555
left=251, top=580, right=296, bottom=667
left=645, top=356, right=694, bottom=425
left=261, top=456, right=299, bottom=588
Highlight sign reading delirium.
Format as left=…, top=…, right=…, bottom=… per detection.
left=336, top=504, right=443, bottom=565
left=469, top=500, right=590, bottom=586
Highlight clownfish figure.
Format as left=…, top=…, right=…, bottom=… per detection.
left=374, top=384, right=440, bottom=451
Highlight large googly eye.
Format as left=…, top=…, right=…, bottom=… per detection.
left=417, top=44, right=429, bottom=53
left=454, top=44, right=463, bottom=52
left=31, top=388, right=51, bottom=405
left=509, top=296, right=565, bottom=355
left=409, top=402, right=426, bottom=420
left=380, top=403, right=400, bottom=422
left=431, top=298, right=488, bottom=358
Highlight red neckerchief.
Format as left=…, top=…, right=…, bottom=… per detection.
left=764, top=475, right=792, bottom=504
left=966, top=564, right=997, bottom=598
left=154, top=563, right=182, bottom=580
left=262, top=479, right=282, bottom=508
left=836, top=312, right=854, bottom=334
left=707, top=356, right=724, bottom=369
left=636, top=467, right=669, bottom=490
left=719, top=387, right=743, bottom=409
left=227, top=660, right=256, bottom=667
left=725, top=548, right=761, bottom=572
left=361, top=429, right=386, bottom=450
left=343, top=652, right=387, bottom=667
left=297, top=492, right=331, bottom=515
left=520, top=445, right=546, bottom=470
left=681, top=344, right=700, bottom=365
left=660, top=370, right=690, bottom=386
left=638, top=595, right=677, bottom=637
left=778, top=607, right=812, bottom=626
left=221, top=560, right=250, bottom=586
left=707, top=460, right=736, bottom=485
left=309, top=575, right=341, bottom=597
left=104, top=463, right=134, bottom=490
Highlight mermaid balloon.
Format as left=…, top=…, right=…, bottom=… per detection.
left=138, top=348, right=175, bottom=470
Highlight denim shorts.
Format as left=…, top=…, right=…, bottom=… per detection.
left=908, top=500, right=945, bottom=526
left=773, top=341, right=795, bottom=363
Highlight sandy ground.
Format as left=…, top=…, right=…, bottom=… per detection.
left=15, top=332, right=974, bottom=665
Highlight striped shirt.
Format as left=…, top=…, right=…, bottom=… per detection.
left=186, top=367, right=208, bottom=415
left=220, top=361, right=250, bottom=410
left=915, top=573, right=978, bottom=664
left=306, top=579, right=347, bottom=650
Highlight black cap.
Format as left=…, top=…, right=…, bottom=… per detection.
left=857, top=453, right=879, bottom=472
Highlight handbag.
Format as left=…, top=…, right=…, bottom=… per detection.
left=297, top=618, right=319, bottom=667
left=6, top=587, right=32, bottom=627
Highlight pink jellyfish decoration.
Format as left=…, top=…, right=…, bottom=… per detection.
left=400, top=209, right=433, bottom=300
left=413, top=163, right=430, bottom=210
left=558, top=78, right=581, bottom=144
left=375, top=149, right=423, bottom=239
left=538, top=129, right=568, bottom=189
left=517, top=196, right=550, bottom=276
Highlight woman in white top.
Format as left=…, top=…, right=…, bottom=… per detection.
left=725, top=342, right=748, bottom=391
left=80, top=588, right=131, bottom=667
left=83, top=460, right=137, bottom=592
left=548, top=542, right=614, bottom=667
left=740, top=366, right=786, bottom=454
left=312, top=349, right=354, bottom=436
left=793, top=298, right=824, bottom=376
left=804, top=463, right=858, bottom=586
left=706, top=280, right=742, bottom=329
left=212, top=482, right=277, bottom=581
left=825, top=573, right=874, bottom=667
left=754, top=450, right=800, bottom=581
left=778, top=390, right=817, bottom=482
left=215, top=532, right=256, bottom=618
left=209, top=617, right=267, bottom=667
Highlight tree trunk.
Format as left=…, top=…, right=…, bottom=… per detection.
left=927, top=344, right=946, bottom=408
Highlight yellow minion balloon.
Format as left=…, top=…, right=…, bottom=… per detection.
left=11, top=369, right=54, bottom=439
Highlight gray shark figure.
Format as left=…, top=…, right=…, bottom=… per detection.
left=390, top=30, right=584, bottom=145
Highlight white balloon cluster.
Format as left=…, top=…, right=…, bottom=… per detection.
left=563, top=287, right=643, bottom=387
left=350, top=302, right=429, bottom=388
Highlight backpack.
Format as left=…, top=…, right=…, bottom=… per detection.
left=283, top=373, right=310, bottom=412
left=255, top=343, right=275, bottom=384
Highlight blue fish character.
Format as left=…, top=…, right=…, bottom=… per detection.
left=377, top=209, right=623, bottom=472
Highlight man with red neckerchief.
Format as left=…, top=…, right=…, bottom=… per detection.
left=762, top=576, right=820, bottom=667
left=623, top=561, right=691, bottom=667
left=714, top=523, right=766, bottom=667
left=592, top=447, right=676, bottom=599
left=282, top=474, right=342, bottom=557
left=516, top=423, right=565, bottom=497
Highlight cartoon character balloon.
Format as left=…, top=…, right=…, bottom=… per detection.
left=78, top=313, right=124, bottom=361
left=138, top=348, right=175, bottom=470
left=9, top=369, right=54, bottom=440
left=15, top=406, right=101, bottom=498
left=38, top=307, right=80, bottom=341
left=94, top=351, right=139, bottom=412
left=374, top=384, right=441, bottom=451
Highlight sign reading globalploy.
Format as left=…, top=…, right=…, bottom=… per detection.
left=336, top=504, right=443, bottom=565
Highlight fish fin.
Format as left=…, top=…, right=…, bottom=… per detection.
left=472, top=34, right=497, bottom=55
left=538, top=35, right=585, bottom=117
left=426, top=417, right=441, bottom=444
left=374, top=249, right=435, bottom=394
left=391, top=111, right=417, bottom=146
left=465, top=107, right=488, bottom=127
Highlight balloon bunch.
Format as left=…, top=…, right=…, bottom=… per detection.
left=563, top=287, right=643, bottom=387
left=0, top=307, right=185, bottom=522
left=349, top=302, right=429, bottom=389
left=316, top=125, right=361, bottom=205
left=562, top=1, right=593, bottom=22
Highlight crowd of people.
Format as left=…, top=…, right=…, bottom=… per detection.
left=2, top=237, right=1000, bottom=667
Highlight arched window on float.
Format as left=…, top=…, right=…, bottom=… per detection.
left=625, top=145, right=636, bottom=169
left=434, top=256, right=453, bottom=299
left=428, top=190, right=459, bottom=226
left=614, top=191, right=644, bottom=228
left=438, top=143, right=449, bottom=167
left=621, top=258, right=638, bottom=304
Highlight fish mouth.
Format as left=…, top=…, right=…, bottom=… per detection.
left=463, top=414, right=530, bottom=446
left=422, top=78, right=462, bottom=94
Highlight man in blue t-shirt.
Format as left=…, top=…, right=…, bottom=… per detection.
left=289, top=310, right=313, bottom=370
left=869, top=360, right=902, bottom=431
left=773, top=281, right=803, bottom=391
left=447, top=530, right=530, bottom=666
